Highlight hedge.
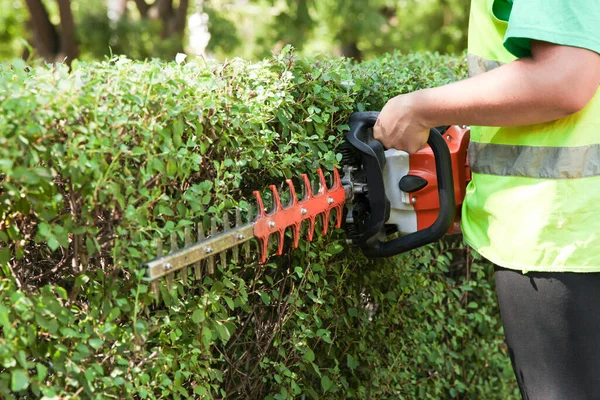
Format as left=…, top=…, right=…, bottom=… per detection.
left=0, top=49, right=519, bottom=399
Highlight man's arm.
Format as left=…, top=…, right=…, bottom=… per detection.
left=373, top=41, right=600, bottom=152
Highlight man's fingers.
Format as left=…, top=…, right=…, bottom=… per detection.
left=373, top=125, right=382, bottom=141
left=374, top=125, right=394, bottom=150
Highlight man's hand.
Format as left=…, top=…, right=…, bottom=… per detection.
left=373, top=93, right=430, bottom=153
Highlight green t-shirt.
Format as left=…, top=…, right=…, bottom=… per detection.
left=493, top=0, right=600, bottom=58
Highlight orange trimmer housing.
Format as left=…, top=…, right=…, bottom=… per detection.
left=408, top=126, right=471, bottom=234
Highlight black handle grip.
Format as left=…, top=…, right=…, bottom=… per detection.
left=345, top=112, right=391, bottom=246
left=345, top=112, right=456, bottom=258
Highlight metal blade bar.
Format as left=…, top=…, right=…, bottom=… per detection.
left=145, top=224, right=253, bottom=281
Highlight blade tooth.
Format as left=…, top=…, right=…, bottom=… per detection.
left=321, top=211, right=331, bottom=235
left=151, top=281, right=160, bottom=299
left=151, top=237, right=163, bottom=298
left=332, top=168, right=342, bottom=189
left=233, top=209, right=241, bottom=264
left=170, top=232, right=178, bottom=251
left=307, top=217, right=316, bottom=242
left=184, top=227, right=191, bottom=245
left=220, top=213, right=230, bottom=270
left=220, top=252, right=227, bottom=270
left=166, top=273, right=173, bottom=292
left=223, top=212, right=230, bottom=230
left=285, top=179, right=298, bottom=207
left=244, top=205, right=253, bottom=259
left=236, top=208, right=242, bottom=225
left=253, top=191, right=266, bottom=217
left=270, top=185, right=282, bottom=212
left=258, top=237, right=268, bottom=263
left=167, top=232, right=177, bottom=292
left=182, top=227, right=191, bottom=286
left=301, top=174, right=313, bottom=200
left=292, top=222, right=301, bottom=248
left=317, top=168, right=327, bottom=194
left=208, top=217, right=217, bottom=275
left=207, top=256, right=214, bottom=276
left=276, top=231, right=285, bottom=255
left=194, top=222, right=204, bottom=280
left=335, top=205, right=343, bottom=229
left=156, top=237, right=163, bottom=257
left=211, top=217, right=218, bottom=234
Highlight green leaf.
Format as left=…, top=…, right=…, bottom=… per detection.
left=11, top=369, right=29, bottom=392
left=347, top=354, right=359, bottom=370
left=37, top=363, right=48, bottom=381
left=47, top=237, right=60, bottom=251
left=89, top=338, right=104, bottom=350
left=321, top=375, right=332, bottom=392
left=59, top=327, right=79, bottom=338
left=215, top=321, right=231, bottom=342
left=223, top=296, right=235, bottom=310
left=55, top=286, right=68, bottom=300
left=258, top=291, right=271, bottom=306
left=194, top=386, right=207, bottom=395
left=166, top=159, right=177, bottom=176
left=303, top=348, right=315, bottom=363
left=0, top=304, right=10, bottom=331
left=192, top=309, right=205, bottom=323
left=0, top=247, right=10, bottom=267
left=316, top=329, right=332, bottom=343
left=75, top=274, right=90, bottom=287
left=0, top=159, right=14, bottom=171
left=47, top=319, right=59, bottom=334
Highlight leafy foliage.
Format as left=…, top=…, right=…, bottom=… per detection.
left=0, top=50, right=518, bottom=398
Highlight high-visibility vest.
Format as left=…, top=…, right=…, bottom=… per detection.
left=461, top=0, right=600, bottom=272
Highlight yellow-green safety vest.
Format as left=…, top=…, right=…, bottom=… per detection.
left=461, top=0, right=600, bottom=272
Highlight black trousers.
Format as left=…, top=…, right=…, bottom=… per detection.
left=494, top=266, right=600, bottom=400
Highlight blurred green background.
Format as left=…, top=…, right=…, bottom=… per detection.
left=1, top=0, right=470, bottom=63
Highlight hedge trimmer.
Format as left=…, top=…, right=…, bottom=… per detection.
left=143, top=112, right=471, bottom=296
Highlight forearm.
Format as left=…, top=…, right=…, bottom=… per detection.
left=414, top=51, right=598, bottom=128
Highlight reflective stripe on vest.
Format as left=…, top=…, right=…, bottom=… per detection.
left=468, top=142, right=600, bottom=179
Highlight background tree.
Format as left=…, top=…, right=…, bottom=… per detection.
left=23, top=0, right=78, bottom=64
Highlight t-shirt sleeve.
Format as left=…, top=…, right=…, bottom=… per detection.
left=503, top=0, right=600, bottom=58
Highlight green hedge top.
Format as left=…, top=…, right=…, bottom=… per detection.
left=0, top=51, right=518, bottom=400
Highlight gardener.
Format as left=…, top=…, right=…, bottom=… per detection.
left=373, top=1, right=600, bottom=399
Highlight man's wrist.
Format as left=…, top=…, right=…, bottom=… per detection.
left=409, top=89, right=439, bottom=129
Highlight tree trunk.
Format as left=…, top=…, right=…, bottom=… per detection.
left=133, top=0, right=150, bottom=18
left=24, top=0, right=59, bottom=60
left=341, top=41, right=362, bottom=62
left=56, top=0, right=79, bottom=63
left=24, top=0, right=78, bottom=65
left=156, top=0, right=173, bottom=20
left=171, top=0, right=189, bottom=36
